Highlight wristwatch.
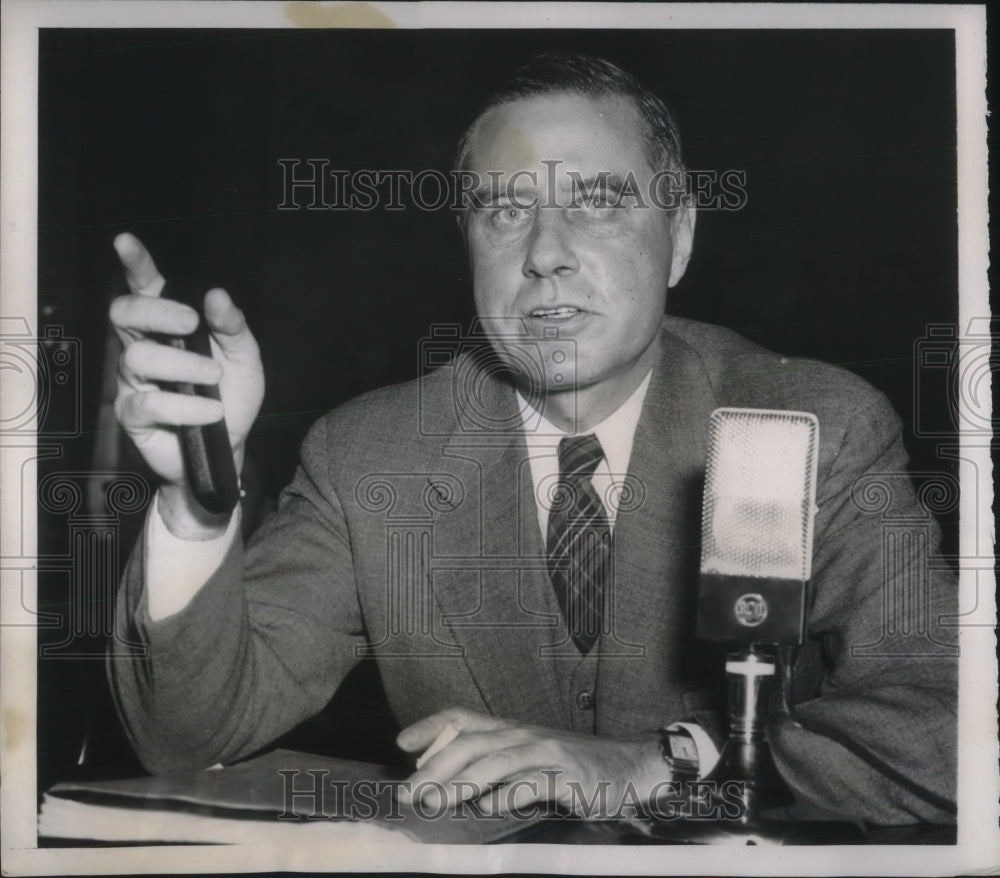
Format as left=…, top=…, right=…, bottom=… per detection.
left=658, top=727, right=700, bottom=782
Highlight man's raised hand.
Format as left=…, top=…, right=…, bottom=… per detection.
left=109, top=232, right=264, bottom=538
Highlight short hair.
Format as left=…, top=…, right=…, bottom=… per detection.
left=454, top=53, right=686, bottom=188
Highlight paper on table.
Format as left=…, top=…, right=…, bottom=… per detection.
left=38, top=749, right=546, bottom=845
left=39, top=794, right=412, bottom=846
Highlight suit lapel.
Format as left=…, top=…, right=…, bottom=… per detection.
left=597, top=326, right=722, bottom=732
left=427, top=367, right=567, bottom=729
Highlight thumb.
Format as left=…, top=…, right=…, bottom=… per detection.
left=202, top=287, right=255, bottom=356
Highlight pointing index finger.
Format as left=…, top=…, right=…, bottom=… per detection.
left=114, top=232, right=166, bottom=297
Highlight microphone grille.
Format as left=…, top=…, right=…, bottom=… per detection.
left=700, top=408, right=819, bottom=580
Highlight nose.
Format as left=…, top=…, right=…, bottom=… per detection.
left=521, top=207, right=580, bottom=279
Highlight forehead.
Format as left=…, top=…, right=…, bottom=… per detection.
left=466, top=92, right=651, bottom=180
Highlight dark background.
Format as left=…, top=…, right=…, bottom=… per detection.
left=36, top=28, right=959, bottom=793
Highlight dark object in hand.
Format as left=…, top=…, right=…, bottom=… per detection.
left=153, top=283, right=241, bottom=515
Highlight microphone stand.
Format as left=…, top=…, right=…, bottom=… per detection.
left=701, top=643, right=796, bottom=824
left=634, top=640, right=869, bottom=845
left=633, top=643, right=801, bottom=845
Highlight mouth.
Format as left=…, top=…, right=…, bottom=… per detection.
left=527, top=305, right=586, bottom=320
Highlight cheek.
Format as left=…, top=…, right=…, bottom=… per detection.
left=471, top=256, right=513, bottom=316
left=628, top=234, right=674, bottom=308
left=599, top=240, right=672, bottom=313
left=469, top=238, right=495, bottom=290
left=609, top=274, right=670, bottom=345
left=470, top=237, right=524, bottom=302
left=595, top=214, right=672, bottom=269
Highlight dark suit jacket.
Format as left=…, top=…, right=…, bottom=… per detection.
left=111, top=317, right=957, bottom=824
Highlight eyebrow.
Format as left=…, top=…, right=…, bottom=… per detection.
left=565, top=173, right=627, bottom=196
left=461, top=172, right=633, bottom=208
left=465, top=184, right=539, bottom=207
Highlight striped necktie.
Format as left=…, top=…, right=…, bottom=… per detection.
left=546, top=433, right=612, bottom=654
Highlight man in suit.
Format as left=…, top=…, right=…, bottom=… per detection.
left=108, top=55, right=956, bottom=825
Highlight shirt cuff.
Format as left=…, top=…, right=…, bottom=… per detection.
left=146, top=491, right=240, bottom=622
left=668, top=722, right=722, bottom=779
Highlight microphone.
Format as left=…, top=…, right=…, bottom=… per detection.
left=697, top=408, right=819, bottom=645
left=694, top=408, right=820, bottom=830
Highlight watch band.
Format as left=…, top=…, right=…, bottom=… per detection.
left=657, top=727, right=700, bottom=782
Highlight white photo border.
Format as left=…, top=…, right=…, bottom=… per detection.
left=1, top=2, right=993, bottom=875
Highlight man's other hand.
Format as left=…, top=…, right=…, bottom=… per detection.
left=396, top=707, right=667, bottom=818
left=109, top=232, right=265, bottom=538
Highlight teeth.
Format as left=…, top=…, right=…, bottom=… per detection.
left=531, top=307, right=580, bottom=318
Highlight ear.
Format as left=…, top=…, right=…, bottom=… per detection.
left=667, top=205, right=696, bottom=288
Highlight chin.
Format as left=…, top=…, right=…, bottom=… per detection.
left=486, top=339, right=577, bottom=387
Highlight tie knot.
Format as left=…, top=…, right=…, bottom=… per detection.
left=558, top=433, right=605, bottom=479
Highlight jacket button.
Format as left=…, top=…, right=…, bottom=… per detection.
left=576, top=690, right=595, bottom=711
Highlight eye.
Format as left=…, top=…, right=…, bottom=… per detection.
left=487, top=202, right=534, bottom=230
left=573, top=188, right=622, bottom=212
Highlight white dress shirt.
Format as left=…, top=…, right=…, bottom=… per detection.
left=517, top=372, right=651, bottom=538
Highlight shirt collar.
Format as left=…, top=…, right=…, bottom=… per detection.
left=516, top=371, right=653, bottom=476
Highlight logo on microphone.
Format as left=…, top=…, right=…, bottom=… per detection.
left=734, top=593, right=768, bottom=627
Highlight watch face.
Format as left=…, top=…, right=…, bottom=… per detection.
left=669, top=732, right=699, bottom=763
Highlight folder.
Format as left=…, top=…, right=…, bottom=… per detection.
left=40, top=748, right=546, bottom=845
